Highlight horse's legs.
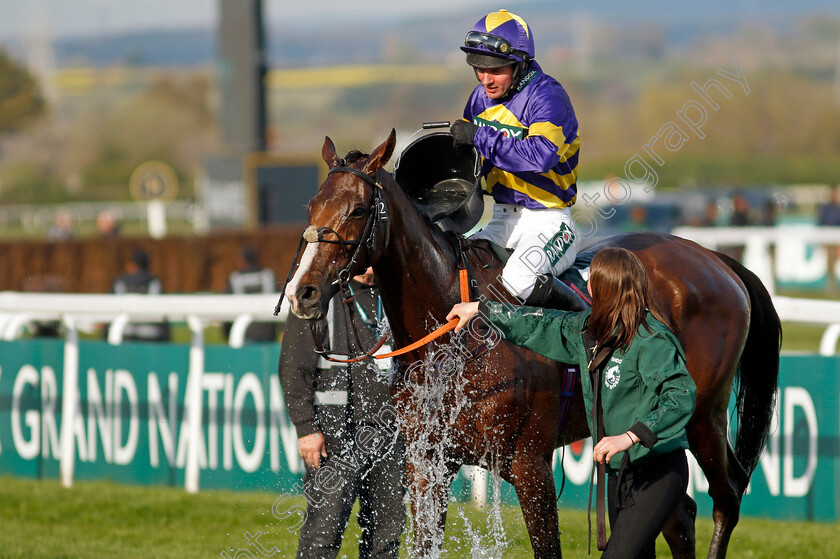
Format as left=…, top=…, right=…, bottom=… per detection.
left=685, top=414, right=750, bottom=559
left=509, top=454, right=563, bottom=559
left=405, top=457, right=456, bottom=558
left=661, top=492, right=698, bottom=559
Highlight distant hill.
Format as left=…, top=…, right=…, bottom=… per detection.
left=538, top=0, right=840, bottom=22
left=56, top=29, right=214, bottom=67
left=45, top=0, right=840, bottom=68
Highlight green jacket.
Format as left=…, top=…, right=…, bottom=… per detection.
left=480, top=301, right=696, bottom=471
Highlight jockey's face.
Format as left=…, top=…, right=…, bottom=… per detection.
left=475, top=65, right=515, bottom=100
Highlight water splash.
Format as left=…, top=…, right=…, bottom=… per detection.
left=457, top=471, right=510, bottom=559
left=396, top=341, right=513, bottom=558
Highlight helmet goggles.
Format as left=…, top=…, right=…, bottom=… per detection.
left=464, top=31, right=529, bottom=60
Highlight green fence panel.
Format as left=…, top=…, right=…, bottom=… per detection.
left=0, top=341, right=837, bottom=521
left=0, top=339, right=64, bottom=480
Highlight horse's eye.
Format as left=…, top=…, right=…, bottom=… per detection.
left=350, top=207, right=367, bottom=218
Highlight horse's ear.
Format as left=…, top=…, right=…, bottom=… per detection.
left=322, top=136, right=342, bottom=169
left=362, top=129, right=396, bottom=176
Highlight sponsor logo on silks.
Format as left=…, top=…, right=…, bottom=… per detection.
left=515, top=69, right=539, bottom=92
left=543, top=222, right=576, bottom=267
left=605, top=364, right=620, bottom=389
left=473, top=117, right=529, bottom=140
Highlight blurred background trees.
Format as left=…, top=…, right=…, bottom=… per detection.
left=0, top=6, right=838, bottom=210
left=0, top=49, right=45, bottom=133
left=0, top=66, right=215, bottom=204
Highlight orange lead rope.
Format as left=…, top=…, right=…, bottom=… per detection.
left=374, top=269, right=470, bottom=360
left=459, top=268, right=470, bottom=302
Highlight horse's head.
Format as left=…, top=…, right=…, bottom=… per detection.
left=285, top=129, right=397, bottom=320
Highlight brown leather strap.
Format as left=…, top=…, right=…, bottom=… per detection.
left=594, top=364, right=608, bottom=551
left=587, top=341, right=615, bottom=553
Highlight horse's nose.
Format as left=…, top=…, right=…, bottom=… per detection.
left=296, top=284, right=321, bottom=308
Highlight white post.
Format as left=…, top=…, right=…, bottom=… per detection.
left=466, top=465, right=488, bottom=509
left=228, top=314, right=254, bottom=348
left=743, top=234, right=775, bottom=295
left=184, top=315, right=204, bottom=493
left=2, top=313, right=31, bottom=340
left=59, top=315, right=79, bottom=488
left=107, top=314, right=130, bottom=345
left=819, top=323, right=840, bottom=356
left=147, top=200, right=167, bottom=239
left=0, top=313, right=12, bottom=337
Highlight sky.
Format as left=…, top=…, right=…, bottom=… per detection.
left=1, top=0, right=837, bottom=42
left=0, top=0, right=493, bottom=40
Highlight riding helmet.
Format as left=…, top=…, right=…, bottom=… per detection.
left=461, top=9, right=535, bottom=70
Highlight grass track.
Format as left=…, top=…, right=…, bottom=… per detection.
left=1, top=477, right=838, bottom=558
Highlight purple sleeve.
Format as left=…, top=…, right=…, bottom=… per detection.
left=474, top=129, right=559, bottom=173
left=462, top=98, right=473, bottom=121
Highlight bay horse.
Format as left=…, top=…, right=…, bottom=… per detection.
left=283, top=130, right=781, bottom=559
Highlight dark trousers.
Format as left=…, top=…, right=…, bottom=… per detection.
left=602, top=450, right=689, bottom=559
left=296, top=425, right=405, bottom=559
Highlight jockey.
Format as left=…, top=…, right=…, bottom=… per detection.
left=451, top=9, right=588, bottom=311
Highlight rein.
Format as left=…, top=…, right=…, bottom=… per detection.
left=313, top=268, right=472, bottom=364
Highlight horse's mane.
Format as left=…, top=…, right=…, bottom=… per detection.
left=344, top=150, right=369, bottom=164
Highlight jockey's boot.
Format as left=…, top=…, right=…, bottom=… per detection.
left=524, top=274, right=589, bottom=311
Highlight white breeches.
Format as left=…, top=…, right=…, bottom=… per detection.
left=471, top=204, right=579, bottom=300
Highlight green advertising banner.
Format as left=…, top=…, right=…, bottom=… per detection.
left=0, top=340, right=300, bottom=493
left=0, top=340, right=837, bottom=521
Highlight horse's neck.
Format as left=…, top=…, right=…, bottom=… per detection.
left=374, top=182, right=459, bottom=345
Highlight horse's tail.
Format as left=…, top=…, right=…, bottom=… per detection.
left=715, top=251, right=782, bottom=477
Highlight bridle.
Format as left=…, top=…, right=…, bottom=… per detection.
left=274, top=164, right=390, bottom=361
left=274, top=164, right=389, bottom=312
left=274, top=162, right=481, bottom=365
left=307, top=165, right=389, bottom=284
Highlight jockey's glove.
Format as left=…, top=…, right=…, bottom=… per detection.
left=451, top=120, right=479, bottom=149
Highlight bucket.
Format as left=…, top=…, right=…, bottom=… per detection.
left=395, top=132, right=484, bottom=234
